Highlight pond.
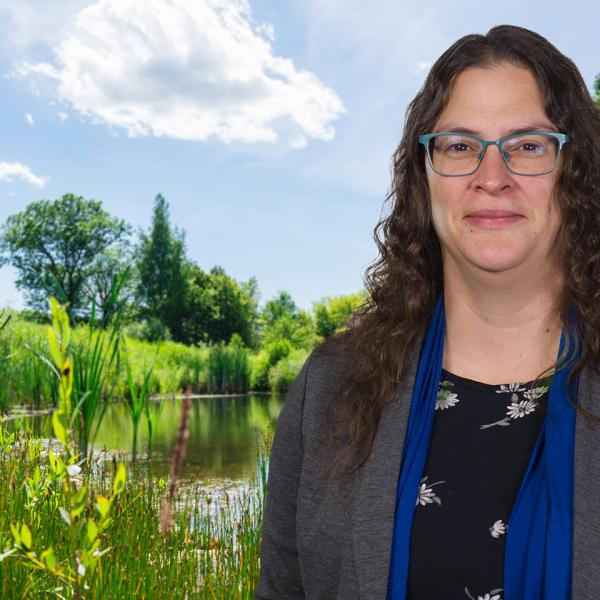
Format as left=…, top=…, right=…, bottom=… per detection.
left=15, top=393, right=285, bottom=483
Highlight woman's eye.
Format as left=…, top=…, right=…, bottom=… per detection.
left=520, top=143, right=543, bottom=153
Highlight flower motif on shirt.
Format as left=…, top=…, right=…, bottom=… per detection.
left=416, top=475, right=445, bottom=506
left=464, top=588, right=503, bottom=600
left=506, top=399, right=536, bottom=419
left=480, top=381, right=542, bottom=430
left=489, top=519, right=507, bottom=538
left=436, top=380, right=459, bottom=410
left=523, top=385, right=549, bottom=401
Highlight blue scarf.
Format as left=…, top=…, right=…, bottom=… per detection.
left=387, top=296, right=580, bottom=600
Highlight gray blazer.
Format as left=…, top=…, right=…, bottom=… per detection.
left=255, top=347, right=600, bottom=599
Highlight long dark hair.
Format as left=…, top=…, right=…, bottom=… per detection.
left=317, top=25, right=600, bottom=478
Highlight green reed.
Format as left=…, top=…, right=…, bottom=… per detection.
left=0, top=418, right=268, bottom=599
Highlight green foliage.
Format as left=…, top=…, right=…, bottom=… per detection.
left=206, top=339, right=250, bottom=394
left=250, top=339, right=292, bottom=391
left=313, top=291, right=367, bottom=338
left=0, top=299, right=127, bottom=597
left=137, top=194, right=188, bottom=342
left=124, top=351, right=153, bottom=463
left=71, top=299, right=125, bottom=459
left=0, top=426, right=266, bottom=597
left=0, top=194, right=130, bottom=314
left=259, top=291, right=318, bottom=349
left=184, top=264, right=259, bottom=347
left=595, top=73, right=600, bottom=108
left=268, top=348, right=310, bottom=392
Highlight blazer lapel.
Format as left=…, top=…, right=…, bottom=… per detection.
left=351, top=352, right=419, bottom=600
left=572, top=365, right=600, bottom=597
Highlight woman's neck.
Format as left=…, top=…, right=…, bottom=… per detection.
left=442, top=260, right=564, bottom=385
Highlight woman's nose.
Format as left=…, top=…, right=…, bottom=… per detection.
left=473, top=144, right=513, bottom=191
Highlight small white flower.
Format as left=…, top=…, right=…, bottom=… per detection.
left=489, top=519, right=507, bottom=538
left=435, top=390, right=460, bottom=410
left=77, top=563, right=86, bottom=577
left=465, top=587, right=503, bottom=600
left=67, top=464, right=82, bottom=477
left=478, top=593, right=502, bottom=600
left=496, top=383, right=525, bottom=394
left=415, top=476, right=445, bottom=507
left=523, top=386, right=548, bottom=401
left=506, top=400, right=536, bottom=419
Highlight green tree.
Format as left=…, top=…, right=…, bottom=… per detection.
left=84, top=243, right=137, bottom=325
left=313, top=291, right=367, bottom=339
left=0, top=194, right=129, bottom=314
left=259, top=291, right=317, bottom=349
left=137, top=194, right=188, bottom=342
left=594, top=73, right=600, bottom=107
left=184, top=264, right=258, bottom=346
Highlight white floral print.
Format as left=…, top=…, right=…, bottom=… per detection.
left=480, top=381, right=544, bottom=430
left=523, top=385, right=549, bottom=401
left=416, top=475, right=445, bottom=506
left=436, top=380, right=460, bottom=410
left=489, top=519, right=507, bottom=538
left=506, top=399, right=536, bottom=419
left=465, top=587, right=503, bottom=600
left=496, top=383, right=525, bottom=394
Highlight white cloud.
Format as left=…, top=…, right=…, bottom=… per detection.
left=0, top=162, right=47, bottom=188
left=13, top=0, right=345, bottom=147
left=25, top=112, right=34, bottom=125
left=58, top=111, right=69, bottom=122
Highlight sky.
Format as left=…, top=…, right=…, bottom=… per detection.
left=0, top=0, right=599, bottom=312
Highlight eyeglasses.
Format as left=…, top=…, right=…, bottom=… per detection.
left=418, top=131, right=570, bottom=176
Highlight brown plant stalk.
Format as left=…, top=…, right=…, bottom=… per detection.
left=159, top=387, right=192, bottom=533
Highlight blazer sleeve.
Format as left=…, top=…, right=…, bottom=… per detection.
left=254, top=352, right=313, bottom=599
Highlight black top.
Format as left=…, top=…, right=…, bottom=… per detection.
left=406, top=368, right=551, bottom=600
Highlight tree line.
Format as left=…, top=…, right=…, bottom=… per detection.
left=0, top=193, right=366, bottom=350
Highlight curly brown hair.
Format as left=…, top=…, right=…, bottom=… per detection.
left=317, top=24, right=600, bottom=478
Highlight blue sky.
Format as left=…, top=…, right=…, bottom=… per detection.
left=0, top=0, right=599, bottom=312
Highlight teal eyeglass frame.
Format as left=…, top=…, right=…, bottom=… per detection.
left=418, top=131, right=571, bottom=176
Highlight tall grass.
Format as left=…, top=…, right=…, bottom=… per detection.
left=0, top=418, right=268, bottom=598
left=0, top=314, right=308, bottom=415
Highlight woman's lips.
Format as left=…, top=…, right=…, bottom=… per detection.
left=465, top=210, right=524, bottom=229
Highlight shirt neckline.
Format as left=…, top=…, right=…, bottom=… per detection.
left=440, top=368, right=551, bottom=394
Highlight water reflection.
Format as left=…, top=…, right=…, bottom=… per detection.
left=24, top=393, right=284, bottom=481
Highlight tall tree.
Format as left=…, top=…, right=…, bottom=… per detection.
left=259, top=290, right=317, bottom=349
left=183, top=264, right=259, bottom=346
left=0, top=193, right=129, bottom=314
left=137, top=194, right=188, bottom=341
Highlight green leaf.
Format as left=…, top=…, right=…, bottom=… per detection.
left=86, top=519, right=98, bottom=544
left=41, top=546, right=56, bottom=571
left=48, top=449, right=61, bottom=474
left=20, top=524, right=32, bottom=551
left=112, top=463, right=126, bottom=496
left=71, top=486, right=87, bottom=519
left=52, top=410, right=69, bottom=449
left=96, top=495, right=110, bottom=519
left=47, top=325, right=64, bottom=370
left=10, top=523, right=20, bottom=546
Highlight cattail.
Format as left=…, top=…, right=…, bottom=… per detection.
left=159, top=387, right=192, bottom=533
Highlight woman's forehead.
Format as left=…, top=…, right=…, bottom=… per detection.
left=434, top=64, right=552, bottom=133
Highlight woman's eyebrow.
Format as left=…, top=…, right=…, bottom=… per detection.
left=434, top=123, right=559, bottom=135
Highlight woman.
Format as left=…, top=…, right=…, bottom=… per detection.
left=255, top=25, right=600, bottom=600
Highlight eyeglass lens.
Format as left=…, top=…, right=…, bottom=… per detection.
left=428, top=134, right=560, bottom=175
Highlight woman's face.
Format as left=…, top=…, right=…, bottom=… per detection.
left=426, top=63, right=562, bottom=279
